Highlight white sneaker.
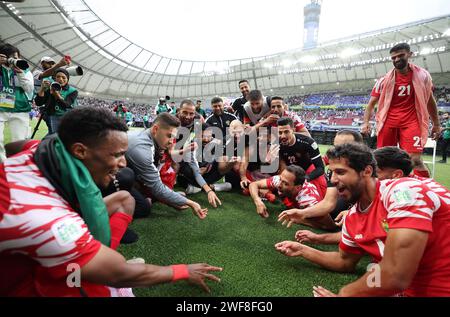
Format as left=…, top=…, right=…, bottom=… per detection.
left=126, top=257, right=145, bottom=264
left=212, top=182, right=232, bottom=192
left=185, top=185, right=202, bottom=195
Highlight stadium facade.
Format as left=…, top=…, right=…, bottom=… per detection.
left=1, top=0, right=449, bottom=103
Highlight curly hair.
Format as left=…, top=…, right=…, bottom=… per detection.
left=374, top=146, right=413, bottom=176
left=326, top=143, right=376, bottom=176
left=58, top=107, right=128, bottom=148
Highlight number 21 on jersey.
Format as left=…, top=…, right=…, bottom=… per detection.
left=398, top=85, right=411, bottom=96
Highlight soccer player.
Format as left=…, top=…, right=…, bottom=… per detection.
left=174, top=100, right=221, bottom=206
left=249, top=165, right=322, bottom=221
left=275, top=143, right=450, bottom=297
left=177, top=123, right=233, bottom=194
left=0, top=107, right=222, bottom=296
left=278, top=129, right=364, bottom=231
left=266, top=96, right=310, bottom=137
left=205, top=96, right=237, bottom=143
left=126, top=112, right=210, bottom=217
left=361, top=43, right=440, bottom=178
left=230, top=79, right=251, bottom=121
left=292, top=145, right=450, bottom=246
left=242, top=90, right=272, bottom=128
left=277, top=117, right=327, bottom=198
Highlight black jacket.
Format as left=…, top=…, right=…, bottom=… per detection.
left=205, top=111, right=237, bottom=137
left=34, top=85, right=78, bottom=116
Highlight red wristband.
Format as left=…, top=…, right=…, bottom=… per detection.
left=171, top=264, right=190, bottom=282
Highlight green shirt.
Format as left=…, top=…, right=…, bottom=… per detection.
left=156, top=104, right=170, bottom=114
left=143, top=115, right=149, bottom=122
left=0, top=67, right=31, bottom=113
left=126, top=112, right=133, bottom=121
left=444, top=120, right=450, bottom=140
left=116, top=107, right=126, bottom=118
left=197, top=107, right=206, bottom=118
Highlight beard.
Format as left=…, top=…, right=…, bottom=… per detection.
left=336, top=182, right=363, bottom=205
left=393, top=59, right=407, bottom=70
left=180, top=117, right=193, bottom=127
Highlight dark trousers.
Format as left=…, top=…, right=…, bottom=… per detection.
left=442, top=138, right=450, bottom=161
left=46, top=115, right=62, bottom=135
left=102, top=167, right=152, bottom=219
left=177, top=162, right=223, bottom=188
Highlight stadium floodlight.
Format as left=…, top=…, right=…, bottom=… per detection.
left=340, top=47, right=360, bottom=58
left=301, top=85, right=305, bottom=89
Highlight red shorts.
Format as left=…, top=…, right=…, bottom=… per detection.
left=377, top=121, right=423, bottom=153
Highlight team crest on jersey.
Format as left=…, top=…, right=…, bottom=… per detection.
left=226, top=120, right=230, bottom=125
left=381, top=219, right=389, bottom=232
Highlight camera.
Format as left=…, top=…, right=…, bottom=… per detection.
left=66, top=65, right=83, bottom=76
left=7, top=58, right=29, bottom=70
left=51, top=82, right=62, bottom=91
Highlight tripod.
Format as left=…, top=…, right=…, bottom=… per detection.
left=30, top=109, right=46, bottom=139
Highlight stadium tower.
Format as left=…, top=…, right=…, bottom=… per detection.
left=303, top=0, right=322, bottom=49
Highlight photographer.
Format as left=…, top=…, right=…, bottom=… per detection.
left=33, top=56, right=70, bottom=90
left=0, top=43, right=34, bottom=163
left=34, top=68, right=78, bottom=135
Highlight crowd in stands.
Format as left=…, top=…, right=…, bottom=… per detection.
left=285, top=92, right=370, bottom=106
left=435, top=86, right=450, bottom=107
left=77, top=96, right=156, bottom=123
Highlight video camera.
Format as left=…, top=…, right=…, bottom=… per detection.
left=51, top=82, right=62, bottom=91
left=7, top=57, right=29, bottom=70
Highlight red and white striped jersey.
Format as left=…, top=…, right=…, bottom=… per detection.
left=340, top=178, right=450, bottom=297
left=266, top=176, right=320, bottom=209
left=0, top=148, right=108, bottom=297
left=269, top=111, right=306, bottom=132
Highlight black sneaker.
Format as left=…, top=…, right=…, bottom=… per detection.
left=120, top=228, right=139, bottom=244
left=438, top=160, right=447, bottom=164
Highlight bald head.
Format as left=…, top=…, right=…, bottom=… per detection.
left=229, top=120, right=244, bottom=139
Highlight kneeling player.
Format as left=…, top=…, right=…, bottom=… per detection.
left=275, top=143, right=450, bottom=297
left=249, top=165, right=323, bottom=221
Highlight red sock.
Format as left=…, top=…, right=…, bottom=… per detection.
left=413, top=169, right=430, bottom=178
left=109, top=212, right=133, bottom=250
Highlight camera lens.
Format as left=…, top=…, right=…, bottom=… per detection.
left=51, top=82, right=62, bottom=91
left=7, top=58, right=29, bottom=70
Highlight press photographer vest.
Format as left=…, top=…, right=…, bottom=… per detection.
left=0, top=67, right=31, bottom=113
left=53, top=85, right=78, bottom=117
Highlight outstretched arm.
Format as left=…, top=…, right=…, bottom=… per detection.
left=338, top=228, right=428, bottom=296
left=82, top=244, right=222, bottom=293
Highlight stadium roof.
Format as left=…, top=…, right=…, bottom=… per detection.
left=1, top=0, right=449, bottom=101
